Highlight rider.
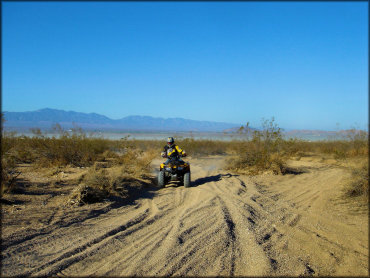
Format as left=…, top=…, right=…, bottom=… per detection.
left=162, top=137, right=186, bottom=164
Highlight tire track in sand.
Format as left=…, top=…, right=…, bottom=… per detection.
left=2, top=156, right=368, bottom=276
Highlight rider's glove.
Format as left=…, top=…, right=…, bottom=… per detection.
left=161, top=152, right=167, bottom=158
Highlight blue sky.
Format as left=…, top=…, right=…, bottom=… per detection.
left=2, top=1, right=368, bottom=130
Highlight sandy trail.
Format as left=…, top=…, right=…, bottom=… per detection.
left=1, top=156, right=368, bottom=276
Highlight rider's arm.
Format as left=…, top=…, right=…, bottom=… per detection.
left=175, top=145, right=185, bottom=155
left=161, top=145, right=168, bottom=157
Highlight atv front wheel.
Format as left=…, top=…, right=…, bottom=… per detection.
left=184, top=172, right=191, bottom=188
left=158, top=170, right=165, bottom=188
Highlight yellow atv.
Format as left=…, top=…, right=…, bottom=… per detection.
left=158, top=155, right=191, bottom=188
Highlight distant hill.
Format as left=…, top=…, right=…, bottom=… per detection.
left=3, top=109, right=364, bottom=139
left=2, top=108, right=241, bottom=132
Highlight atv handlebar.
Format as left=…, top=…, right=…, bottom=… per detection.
left=161, top=152, right=186, bottom=158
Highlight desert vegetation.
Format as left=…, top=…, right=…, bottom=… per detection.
left=1, top=118, right=368, bottom=203
left=1, top=124, right=155, bottom=204
left=225, top=118, right=291, bottom=175
left=226, top=118, right=368, bottom=201
left=2, top=121, right=368, bottom=276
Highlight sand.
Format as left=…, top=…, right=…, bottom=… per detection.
left=1, top=155, right=368, bottom=276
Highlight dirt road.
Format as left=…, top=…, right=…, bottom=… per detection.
left=1, top=156, right=368, bottom=276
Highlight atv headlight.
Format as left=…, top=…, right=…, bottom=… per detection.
left=165, top=167, right=171, bottom=171
left=177, top=167, right=183, bottom=170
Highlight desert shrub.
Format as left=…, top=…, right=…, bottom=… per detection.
left=226, top=123, right=368, bottom=175
left=345, top=129, right=368, bottom=156
left=134, top=148, right=157, bottom=177
left=344, top=162, right=369, bottom=200
left=96, top=150, right=119, bottom=162
left=83, top=168, right=112, bottom=192
left=1, top=124, right=159, bottom=202
left=1, top=124, right=157, bottom=179
left=287, top=128, right=368, bottom=159
left=113, top=148, right=156, bottom=178
left=2, top=125, right=115, bottom=167
left=1, top=155, right=20, bottom=196
left=227, top=118, right=289, bottom=174
left=69, top=184, right=108, bottom=205
left=122, top=138, right=230, bottom=157
left=68, top=163, right=150, bottom=205
left=68, top=168, right=113, bottom=205
left=280, top=138, right=303, bottom=157
left=1, top=132, right=22, bottom=195
left=176, top=138, right=229, bottom=156
left=66, top=143, right=156, bottom=206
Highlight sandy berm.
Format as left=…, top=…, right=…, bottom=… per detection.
left=1, top=155, right=368, bottom=276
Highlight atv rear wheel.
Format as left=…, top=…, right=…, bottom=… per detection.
left=158, top=170, right=165, bottom=188
left=184, top=172, right=191, bottom=188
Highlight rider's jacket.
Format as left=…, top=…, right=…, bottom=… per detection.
left=163, top=144, right=184, bottom=158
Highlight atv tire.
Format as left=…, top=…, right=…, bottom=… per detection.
left=158, top=171, right=165, bottom=188
left=184, top=172, right=191, bottom=188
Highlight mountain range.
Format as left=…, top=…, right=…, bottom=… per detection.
left=2, top=108, right=241, bottom=132
left=3, top=108, right=364, bottom=140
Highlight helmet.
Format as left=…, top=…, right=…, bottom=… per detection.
left=167, top=137, right=174, bottom=146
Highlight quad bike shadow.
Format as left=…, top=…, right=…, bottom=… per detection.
left=191, top=173, right=238, bottom=187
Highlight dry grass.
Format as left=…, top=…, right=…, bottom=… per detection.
left=66, top=145, right=156, bottom=205
left=68, top=147, right=154, bottom=205
left=176, top=138, right=229, bottom=157
left=2, top=122, right=368, bottom=202
left=1, top=126, right=156, bottom=203
left=225, top=118, right=290, bottom=175
left=1, top=156, right=20, bottom=195
left=116, top=138, right=230, bottom=157
left=1, top=130, right=113, bottom=167
left=67, top=161, right=153, bottom=206
left=225, top=118, right=369, bottom=202
left=343, top=160, right=369, bottom=201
